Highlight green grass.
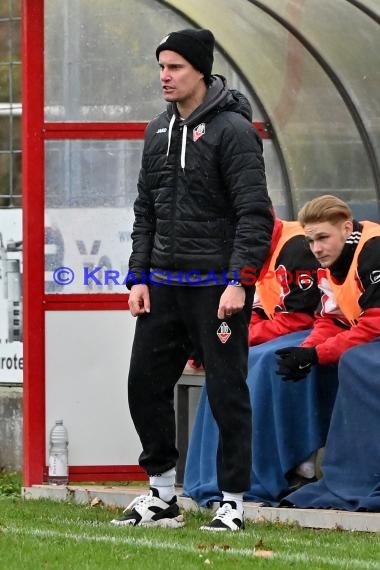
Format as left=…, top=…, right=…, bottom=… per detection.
left=0, top=469, right=22, bottom=496
left=0, top=473, right=380, bottom=569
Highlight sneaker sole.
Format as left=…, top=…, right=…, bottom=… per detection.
left=142, top=515, right=185, bottom=528
left=111, top=515, right=185, bottom=529
left=199, top=525, right=243, bottom=532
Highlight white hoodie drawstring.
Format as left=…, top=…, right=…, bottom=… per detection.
left=166, top=114, right=175, bottom=159
left=180, top=124, right=187, bottom=170
left=166, top=115, right=187, bottom=170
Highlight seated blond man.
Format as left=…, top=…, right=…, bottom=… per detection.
left=278, top=195, right=380, bottom=511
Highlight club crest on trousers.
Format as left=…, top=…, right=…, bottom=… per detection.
left=217, top=321, right=231, bottom=343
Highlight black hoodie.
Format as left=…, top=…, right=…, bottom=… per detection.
left=128, top=75, right=274, bottom=287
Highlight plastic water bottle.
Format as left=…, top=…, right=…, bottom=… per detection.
left=48, top=419, right=69, bottom=485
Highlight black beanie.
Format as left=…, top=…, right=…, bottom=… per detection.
left=156, top=29, right=215, bottom=83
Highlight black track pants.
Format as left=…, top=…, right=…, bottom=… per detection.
left=128, top=284, right=253, bottom=493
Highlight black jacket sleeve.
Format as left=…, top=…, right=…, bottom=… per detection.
left=219, top=118, right=274, bottom=281
left=127, top=159, right=155, bottom=287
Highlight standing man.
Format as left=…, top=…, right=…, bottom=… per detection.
left=111, top=28, right=274, bottom=530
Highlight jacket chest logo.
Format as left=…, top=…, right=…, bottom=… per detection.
left=193, top=123, right=206, bottom=142
left=370, top=270, right=380, bottom=284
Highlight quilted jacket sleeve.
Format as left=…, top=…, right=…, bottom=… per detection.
left=127, top=159, right=155, bottom=288
left=219, top=116, right=274, bottom=282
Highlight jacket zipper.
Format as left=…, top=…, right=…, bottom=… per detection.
left=169, top=125, right=182, bottom=265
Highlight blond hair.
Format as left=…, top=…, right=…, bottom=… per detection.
left=298, top=194, right=353, bottom=227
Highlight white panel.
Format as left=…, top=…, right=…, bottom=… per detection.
left=45, top=310, right=141, bottom=466
left=0, top=209, right=23, bottom=384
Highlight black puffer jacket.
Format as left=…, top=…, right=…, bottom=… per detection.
left=128, top=75, right=274, bottom=286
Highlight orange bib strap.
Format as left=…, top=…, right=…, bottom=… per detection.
left=327, top=221, right=380, bottom=324
left=256, top=221, right=305, bottom=319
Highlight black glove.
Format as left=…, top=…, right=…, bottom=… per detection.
left=275, top=346, right=318, bottom=382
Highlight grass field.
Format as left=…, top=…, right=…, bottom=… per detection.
left=1, top=473, right=380, bottom=569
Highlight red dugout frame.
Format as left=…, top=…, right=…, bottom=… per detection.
left=22, top=0, right=270, bottom=486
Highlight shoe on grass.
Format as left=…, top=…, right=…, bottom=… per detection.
left=200, top=501, right=244, bottom=532
left=111, top=487, right=184, bottom=528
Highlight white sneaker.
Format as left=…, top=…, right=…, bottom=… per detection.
left=200, top=501, right=244, bottom=532
left=111, top=487, right=184, bottom=528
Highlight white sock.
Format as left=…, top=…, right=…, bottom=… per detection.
left=295, top=452, right=316, bottom=479
left=222, top=491, right=244, bottom=514
left=150, top=468, right=176, bottom=502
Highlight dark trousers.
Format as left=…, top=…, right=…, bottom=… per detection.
left=128, top=283, right=253, bottom=493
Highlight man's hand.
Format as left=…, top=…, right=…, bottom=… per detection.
left=128, top=284, right=151, bottom=317
left=275, top=346, right=318, bottom=381
left=217, top=285, right=246, bottom=319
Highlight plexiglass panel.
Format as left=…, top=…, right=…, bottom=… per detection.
left=44, top=0, right=263, bottom=121
left=45, top=140, right=141, bottom=293
left=265, top=0, right=380, bottom=218
left=263, top=139, right=289, bottom=219
left=359, top=0, right=380, bottom=16
left=167, top=0, right=378, bottom=218
left=44, top=0, right=380, bottom=231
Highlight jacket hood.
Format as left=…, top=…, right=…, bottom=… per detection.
left=166, top=74, right=253, bottom=127
left=164, top=75, right=253, bottom=169
left=215, top=77, right=253, bottom=122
